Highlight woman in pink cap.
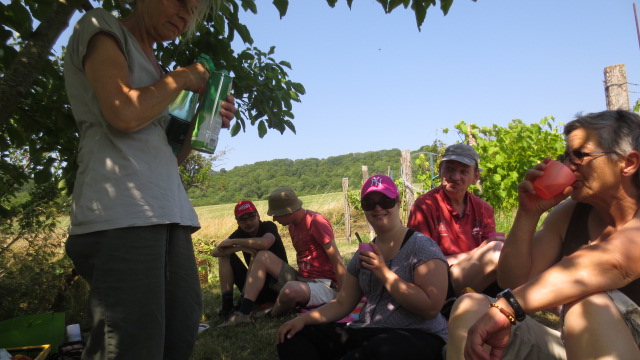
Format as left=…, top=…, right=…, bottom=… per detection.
left=277, top=174, right=450, bottom=359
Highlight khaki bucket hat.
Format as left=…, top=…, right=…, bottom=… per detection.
left=267, top=187, right=303, bottom=216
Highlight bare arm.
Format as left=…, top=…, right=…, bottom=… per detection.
left=219, top=233, right=276, bottom=250
left=277, top=272, right=362, bottom=343
left=210, top=245, right=256, bottom=257
left=210, top=232, right=275, bottom=257
left=324, top=239, right=346, bottom=290
left=445, top=234, right=506, bottom=266
left=83, top=32, right=209, bottom=133
left=497, top=161, right=573, bottom=289
left=362, top=244, right=449, bottom=319
left=512, top=222, right=640, bottom=313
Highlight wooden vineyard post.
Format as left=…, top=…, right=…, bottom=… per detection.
left=401, top=150, right=414, bottom=223
left=342, top=177, right=351, bottom=244
left=361, top=166, right=375, bottom=240
left=604, top=64, right=630, bottom=110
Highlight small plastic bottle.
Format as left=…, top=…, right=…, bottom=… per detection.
left=166, top=90, right=199, bottom=154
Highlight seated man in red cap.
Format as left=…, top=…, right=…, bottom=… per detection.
left=211, top=200, right=288, bottom=320
left=219, top=187, right=346, bottom=327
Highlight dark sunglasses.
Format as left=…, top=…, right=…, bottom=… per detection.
left=237, top=213, right=257, bottom=223
left=361, top=195, right=398, bottom=211
left=557, top=150, right=615, bottom=165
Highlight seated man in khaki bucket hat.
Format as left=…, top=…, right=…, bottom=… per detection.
left=219, top=187, right=346, bottom=327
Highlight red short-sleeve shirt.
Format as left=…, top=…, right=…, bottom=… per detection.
left=407, top=186, right=496, bottom=256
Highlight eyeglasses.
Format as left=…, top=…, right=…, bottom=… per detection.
left=557, top=150, right=615, bottom=166
left=237, top=213, right=257, bottom=223
left=361, top=195, right=398, bottom=211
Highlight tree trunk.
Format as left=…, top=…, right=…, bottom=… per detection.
left=0, top=0, right=92, bottom=129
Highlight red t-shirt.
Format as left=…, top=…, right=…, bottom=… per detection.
left=288, top=210, right=336, bottom=282
left=407, top=186, right=496, bottom=256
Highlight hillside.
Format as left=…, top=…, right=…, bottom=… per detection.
left=188, top=144, right=440, bottom=206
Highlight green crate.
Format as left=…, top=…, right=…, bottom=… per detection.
left=0, top=312, right=64, bottom=355
left=6, top=344, right=51, bottom=360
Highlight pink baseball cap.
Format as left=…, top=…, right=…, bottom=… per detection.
left=234, top=200, right=257, bottom=218
left=361, top=174, right=399, bottom=199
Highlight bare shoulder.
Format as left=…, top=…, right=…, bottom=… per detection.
left=614, top=214, right=640, bottom=243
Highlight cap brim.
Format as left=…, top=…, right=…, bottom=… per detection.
left=267, top=199, right=302, bottom=216
left=361, top=187, right=399, bottom=199
left=442, top=155, right=477, bottom=167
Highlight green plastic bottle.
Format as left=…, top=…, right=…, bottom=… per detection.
left=166, top=90, right=199, bottom=154
left=190, top=54, right=233, bottom=154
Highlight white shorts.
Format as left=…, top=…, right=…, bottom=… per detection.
left=274, top=262, right=337, bottom=307
left=306, top=279, right=337, bottom=307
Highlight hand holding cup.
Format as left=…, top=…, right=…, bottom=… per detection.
left=532, top=160, right=575, bottom=199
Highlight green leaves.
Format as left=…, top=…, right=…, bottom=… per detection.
left=1, top=0, right=33, bottom=37
left=240, top=0, right=257, bottom=14
left=375, top=0, right=454, bottom=30
left=272, top=0, right=289, bottom=18
left=416, top=118, right=566, bottom=212
left=440, top=0, right=454, bottom=15
left=229, top=45, right=303, bottom=138
left=454, top=117, right=565, bottom=211
left=326, top=0, right=339, bottom=8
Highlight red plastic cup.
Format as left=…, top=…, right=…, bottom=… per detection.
left=358, top=242, right=374, bottom=253
left=533, top=160, right=575, bottom=199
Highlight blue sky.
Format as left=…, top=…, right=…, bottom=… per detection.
left=54, top=1, right=640, bottom=170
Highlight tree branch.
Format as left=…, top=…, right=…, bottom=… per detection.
left=0, top=0, right=93, bottom=130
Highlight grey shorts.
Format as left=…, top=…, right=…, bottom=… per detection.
left=499, top=289, right=640, bottom=360
left=274, top=262, right=337, bottom=307
left=606, top=289, right=640, bottom=345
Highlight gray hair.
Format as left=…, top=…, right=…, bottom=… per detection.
left=564, top=110, right=640, bottom=189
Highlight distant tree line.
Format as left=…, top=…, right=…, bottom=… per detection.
left=186, top=145, right=442, bottom=206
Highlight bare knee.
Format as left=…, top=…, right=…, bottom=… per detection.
left=451, top=292, right=491, bottom=318
left=563, top=292, right=614, bottom=336
left=481, top=240, right=504, bottom=268
left=253, top=250, right=272, bottom=264
left=448, top=293, right=492, bottom=350
left=278, top=281, right=310, bottom=305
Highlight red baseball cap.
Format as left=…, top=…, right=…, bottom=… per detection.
left=234, top=200, right=257, bottom=218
